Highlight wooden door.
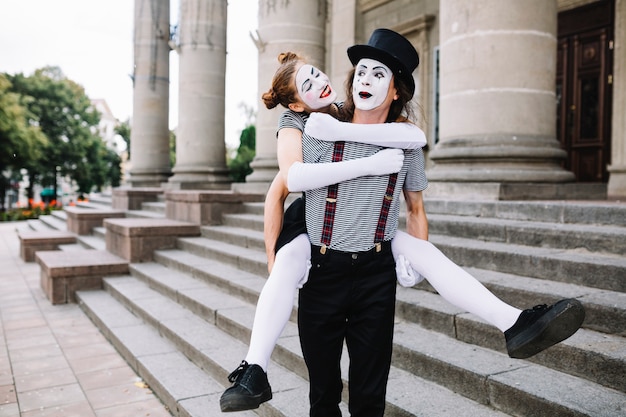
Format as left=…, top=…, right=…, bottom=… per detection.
left=557, top=0, right=614, bottom=182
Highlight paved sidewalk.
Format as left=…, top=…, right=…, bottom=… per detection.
left=0, top=222, right=173, bottom=417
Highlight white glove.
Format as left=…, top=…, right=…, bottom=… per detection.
left=296, top=260, right=312, bottom=289
left=304, top=112, right=427, bottom=149
left=287, top=149, right=404, bottom=192
left=395, top=254, right=424, bottom=287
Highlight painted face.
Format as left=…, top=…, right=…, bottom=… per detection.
left=352, top=58, right=394, bottom=111
left=295, top=64, right=337, bottom=110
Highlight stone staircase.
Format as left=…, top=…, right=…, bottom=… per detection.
left=21, top=195, right=626, bottom=416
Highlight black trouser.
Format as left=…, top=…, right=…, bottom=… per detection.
left=298, top=242, right=397, bottom=417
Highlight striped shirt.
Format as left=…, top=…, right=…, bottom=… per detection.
left=278, top=109, right=428, bottom=252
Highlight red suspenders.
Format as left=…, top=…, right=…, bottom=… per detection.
left=319, top=142, right=399, bottom=254
left=320, top=141, right=345, bottom=254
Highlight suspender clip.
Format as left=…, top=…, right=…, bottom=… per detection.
left=375, top=242, right=382, bottom=252
left=320, top=244, right=327, bottom=254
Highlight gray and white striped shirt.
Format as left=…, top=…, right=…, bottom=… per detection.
left=278, top=109, right=428, bottom=252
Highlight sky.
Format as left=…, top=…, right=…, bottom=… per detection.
left=0, top=0, right=258, bottom=148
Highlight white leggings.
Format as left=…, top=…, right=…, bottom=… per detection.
left=244, top=231, right=521, bottom=371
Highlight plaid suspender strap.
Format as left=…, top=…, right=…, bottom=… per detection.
left=373, top=172, right=398, bottom=249
left=320, top=141, right=345, bottom=253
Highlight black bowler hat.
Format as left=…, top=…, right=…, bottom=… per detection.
left=347, top=28, right=419, bottom=97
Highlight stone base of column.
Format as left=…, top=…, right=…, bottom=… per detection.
left=608, top=165, right=626, bottom=199
left=166, top=168, right=232, bottom=191
left=112, top=187, right=163, bottom=211
left=165, top=190, right=264, bottom=225
left=126, top=171, right=171, bottom=188
left=429, top=135, right=576, bottom=183
left=231, top=181, right=271, bottom=195
left=244, top=157, right=279, bottom=184
left=424, top=181, right=607, bottom=201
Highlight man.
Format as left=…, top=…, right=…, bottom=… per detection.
left=294, top=28, right=426, bottom=417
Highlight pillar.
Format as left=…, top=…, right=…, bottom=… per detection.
left=608, top=0, right=626, bottom=198
left=168, top=0, right=231, bottom=190
left=429, top=0, right=575, bottom=190
left=234, top=0, right=327, bottom=194
left=128, top=0, right=171, bottom=187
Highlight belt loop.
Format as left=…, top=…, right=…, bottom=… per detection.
left=320, top=244, right=327, bottom=255
left=375, top=242, right=382, bottom=253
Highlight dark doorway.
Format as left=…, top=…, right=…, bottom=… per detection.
left=557, top=0, right=614, bottom=182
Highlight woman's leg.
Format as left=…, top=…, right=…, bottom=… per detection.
left=245, top=233, right=311, bottom=370
left=391, top=231, right=521, bottom=332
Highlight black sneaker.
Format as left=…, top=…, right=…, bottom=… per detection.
left=505, top=298, right=585, bottom=359
left=219, top=361, right=272, bottom=412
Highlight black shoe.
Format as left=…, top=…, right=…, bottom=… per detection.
left=505, top=298, right=585, bottom=359
left=219, top=361, right=272, bottom=412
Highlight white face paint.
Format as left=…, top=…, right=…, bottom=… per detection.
left=295, top=64, right=337, bottom=110
left=352, top=58, right=393, bottom=111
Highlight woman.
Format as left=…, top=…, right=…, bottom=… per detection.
left=220, top=51, right=424, bottom=413
left=220, top=44, right=585, bottom=413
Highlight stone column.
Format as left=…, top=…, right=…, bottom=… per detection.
left=168, top=0, right=231, bottom=190
left=128, top=0, right=171, bottom=187
left=329, top=0, right=356, bottom=93
left=429, top=0, right=575, bottom=194
left=233, top=0, right=327, bottom=194
left=608, top=0, right=626, bottom=198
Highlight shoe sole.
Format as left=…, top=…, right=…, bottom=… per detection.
left=508, top=298, right=585, bottom=359
left=219, top=388, right=272, bottom=412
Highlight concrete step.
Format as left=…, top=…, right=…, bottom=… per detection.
left=423, top=199, right=626, bottom=227
left=26, top=218, right=55, bottom=231
left=142, top=201, right=166, bottom=214
left=148, top=248, right=626, bottom=394
left=91, top=264, right=624, bottom=417
left=460, top=267, right=626, bottom=335
left=87, top=193, right=113, bottom=207
left=200, top=224, right=265, bottom=252
left=221, top=212, right=265, bottom=233
left=77, top=234, right=106, bottom=250
left=395, top=287, right=626, bottom=393
left=90, top=274, right=516, bottom=416
left=70, top=196, right=626, bottom=416
left=93, top=226, right=106, bottom=239
left=176, top=236, right=268, bottom=277
left=392, top=321, right=625, bottom=417
left=426, top=213, right=626, bottom=255
left=51, top=209, right=68, bottom=221
left=76, top=200, right=114, bottom=210
left=430, top=234, right=626, bottom=293
left=171, top=234, right=625, bottom=335
left=125, top=209, right=166, bottom=219
left=75, top=289, right=254, bottom=417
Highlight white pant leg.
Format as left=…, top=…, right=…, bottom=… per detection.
left=391, top=231, right=521, bottom=331
left=245, top=234, right=311, bottom=370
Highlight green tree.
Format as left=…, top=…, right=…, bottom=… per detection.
left=169, top=129, right=176, bottom=168
left=6, top=67, right=121, bottom=201
left=115, top=119, right=131, bottom=158
left=228, top=103, right=256, bottom=182
left=0, top=74, right=47, bottom=210
left=228, top=124, right=256, bottom=182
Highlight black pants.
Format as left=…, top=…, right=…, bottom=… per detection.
left=298, top=242, right=397, bottom=417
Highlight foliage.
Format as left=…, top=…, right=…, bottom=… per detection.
left=170, top=129, right=176, bottom=167
left=228, top=124, right=256, bottom=182
left=115, top=118, right=131, bottom=158
left=0, top=74, right=48, bottom=210
left=1, top=67, right=122, bottom=205
left=0, top=200, right=59, bottom=222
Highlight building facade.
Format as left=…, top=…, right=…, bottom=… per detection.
left=128, top=0, right=625, bottom=199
